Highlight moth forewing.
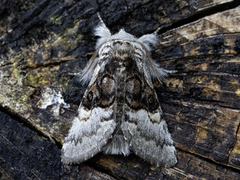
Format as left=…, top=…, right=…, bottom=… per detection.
left=61, top=15, right=177, bottom=167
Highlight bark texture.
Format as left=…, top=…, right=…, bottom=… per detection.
left=0, top=0, right=240, bottom=179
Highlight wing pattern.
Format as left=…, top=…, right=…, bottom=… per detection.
left=61, top=67, right=117, bottom=164
left=61, top=22, right=177, bottom=167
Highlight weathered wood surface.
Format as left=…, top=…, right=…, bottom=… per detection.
left=0, top=0, right=240, bottom=179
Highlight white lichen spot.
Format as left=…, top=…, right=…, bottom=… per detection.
left=37, top=87, right=70, bottom=116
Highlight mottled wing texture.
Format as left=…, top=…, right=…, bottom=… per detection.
left=120, top=68, right=177, bottom=167
left=62, top=21, right=177, bottom=167
left=61, top=64, right=117, bottom=164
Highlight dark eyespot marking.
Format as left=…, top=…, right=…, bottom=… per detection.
left=126, top=76, right=141, bottom=95
left=100, top=74, right=116, bottom=96
left=143, top=87, right=159, bottom=112
left=97, top=74, right=116, bottom=108
left=125, top=76, right=142, bottom=109
left=87, top=91, right=93, bottom=101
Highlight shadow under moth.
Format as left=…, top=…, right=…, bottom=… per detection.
left=61, top=14, right=177, bottom=167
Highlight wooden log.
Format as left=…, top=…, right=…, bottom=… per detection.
left=0, top=0, right=240, bottom=179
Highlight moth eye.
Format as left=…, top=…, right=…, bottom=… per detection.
left=87, top=91, right=93, bottom=101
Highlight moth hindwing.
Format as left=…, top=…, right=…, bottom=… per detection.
left=61, top=15, right=177, bottom=167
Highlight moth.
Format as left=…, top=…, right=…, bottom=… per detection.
left=61, top=14, right=177, bottom=167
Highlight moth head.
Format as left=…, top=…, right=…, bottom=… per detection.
left=94, top=19, right=158, bottom=52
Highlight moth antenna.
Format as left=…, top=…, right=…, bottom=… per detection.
left=153, top=27, right=162, bottom=35
left=97, top=12, right=107, bottom=27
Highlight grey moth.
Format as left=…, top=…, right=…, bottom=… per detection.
left=61, top=14, right=177, bottom=167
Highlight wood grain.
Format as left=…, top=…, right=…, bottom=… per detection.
left=0, top=0, right=239, bottom=179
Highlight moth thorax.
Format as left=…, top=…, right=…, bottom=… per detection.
left=111, top=57, right=134, bottom=74
left=100, top=40, right=144, bottom=73
left=111, top=40, right=143, bottom=59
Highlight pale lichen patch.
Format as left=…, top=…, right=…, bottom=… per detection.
left=235, top=87, right=240, bottom=96
left=37, top=87, right=70, bottom=116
